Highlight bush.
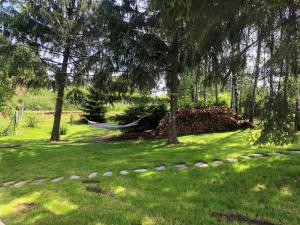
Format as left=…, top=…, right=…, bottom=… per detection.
left=82, top=87, right=107, bottom=123
left=69, top=114, right=75, bottom=125
left=66, top=88, right=86, bottom=107
left=60, top=124, right=68, bottom=135
left=115, top=104, right=167, bottom=133
left=24, top=114, right=39, bottom=128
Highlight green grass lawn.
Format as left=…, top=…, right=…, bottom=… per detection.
left=0, top=112, right=300, bottom=225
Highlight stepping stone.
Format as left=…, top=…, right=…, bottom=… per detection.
left=134, top=169, right=148, bottom=173
left=226, top=158, right=238, bottom=163
left=0, top=219, right=5, bottom=225
left=32, top=178, right=46, bottom=185
left=212, top=160, right=223, bottom=166
left=241, top=155, right=251, bottom=160
left=120, top=170, right=129, bottom=175
left=0, top=144, right=20, bottom=148
left=174, top=164, right=188, bottom=170
left=88, top=172, right=98, bottom=179
left=267, top=152, right=287, bottom=156
left=251, top=153, right=266, bottom=158
left=289, top=151, right=300, bottom=154
left=14, top=181, right=27, bottom=188
left=70, top=175, right=80, bottom=180
left=3, top=181, right=17, bottom=187
left=51, top=177, right=64, bottom=183
left=194, top=162, right=208, bottom=168
left=155, top=165, right=166, bottom=171
left=103, top=171, right=112, bottom=177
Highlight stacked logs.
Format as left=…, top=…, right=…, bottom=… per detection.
left=155, top=106, right=253, bottom=138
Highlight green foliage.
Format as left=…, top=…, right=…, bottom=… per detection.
left=0, top=35, right=46, bottom=87
left=0, top=72, right=13, bottom=109
left=12, top=89, right=80, bottom=111
left=256, top=94, right=297, bottom=146
left=69, top=114, right=75, bottom=125
left=115, top=104, right=167, bottom=133
left=59, top=124, right=68, bottom=136
left=24, top=114, right=40, bottom=128
left=82, top=87, right=107, bottom=123
left=122, top=94, right=168, bottom=106
left=66, top=88, right=87, bottom=108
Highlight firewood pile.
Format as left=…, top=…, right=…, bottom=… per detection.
left=155, top=107, right=253, bottom=138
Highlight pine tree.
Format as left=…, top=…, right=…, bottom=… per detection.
left=82, top=86, right=107, bottom=123
left=2, top=0, right=100, bottom=141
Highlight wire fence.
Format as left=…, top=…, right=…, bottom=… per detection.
left=0, top=105, right=24, bottom=136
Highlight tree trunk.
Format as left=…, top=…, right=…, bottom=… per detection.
left=295, top=76, right=300, bottom=130
left=50, top=45, right=71, bottom=141
left=249, top=30, right=262, bottom=124
left=215, top=83, right=218, bottom=105
left=168, top=74, right=179, bottom=145
left=194, top=67, right=200, bottom=108
left=167, top=36, right=180, bottom=145
left=231, top=74, right=239, bottom=113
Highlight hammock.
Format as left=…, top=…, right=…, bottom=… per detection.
left=83, top=104, right=162, bottom=130
left=84, top=118, right=140, bottom=130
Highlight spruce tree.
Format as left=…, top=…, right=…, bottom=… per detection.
left=82, top=86, right=107, bottom=123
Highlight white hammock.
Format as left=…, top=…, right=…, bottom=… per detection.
left=84, top=118, right=140, bottom=130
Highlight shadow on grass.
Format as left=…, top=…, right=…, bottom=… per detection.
left=0, top=155, right=299, bottom=225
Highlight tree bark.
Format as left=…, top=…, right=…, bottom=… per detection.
left=249, top=30, right=262, bottom=124
left=215, top=82, right=218, bottom=105
left=50, top=45, right=71, bottom=141
left=295, top=76, right=300, bottom=130
left=194, top=66, right=200, bottom=108
left=168, top=72, right=179, bottom=144
left=168, top=91, right=179, bottom=145
left=167, top=36, right=180, bottom=145
left=231, top=74, right=239, bottom=113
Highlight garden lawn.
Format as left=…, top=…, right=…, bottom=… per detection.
left=0, top=112, right=300, bottom=225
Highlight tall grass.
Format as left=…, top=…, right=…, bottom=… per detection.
left=11, top=89, right=80, bottom=111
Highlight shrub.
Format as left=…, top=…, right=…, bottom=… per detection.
left=69, top=114, right=75, bottom=125
left=60, top=124, right=68, bottom=135
left=115, top=104, right=167, bottom=133
left=82, top=87, right=107, bottom=123
left=66, top=88, right=86, bottom=107
left=24, top=114, right=39, bottom=128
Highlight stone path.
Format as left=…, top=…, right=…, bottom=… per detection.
left=1, top=151, right=297, bottom=188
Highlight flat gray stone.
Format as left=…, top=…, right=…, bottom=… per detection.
left=88, top=172, right=98, bottom=179
left=0, top=144, right=20, bottom=148
left=267, top=152, right=287, bottom=156
left=14, top=181, right=27, bottom=188
left=212, top=160, right=223, bottom=166
left=251, top=153, right=266, bottom=158
left=226, top=158, right=238, bottom=163
left=241, top=155, right=251, bottom=160
left=3, top=181, right=17, bottom=187
left=289, top=151, right=300, bottom=154
left=70, top=175, right=80, bottom=180
left=155, top=165, right=166, bottom=171
left=134, top=169, right=148, bottom=173
left=51, top=177, right=64, bottom=183
left=103, top=171, right=112, bottom=177
left=32, top=178, right=46, bottom=185
left=194, top=162, right=208, bottom=168
left=174, top=164, right=188, bottom=170
left=120, top=170, right=129, bottom=175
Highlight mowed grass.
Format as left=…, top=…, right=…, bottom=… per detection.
left=0, top=112, right=300, bottom=225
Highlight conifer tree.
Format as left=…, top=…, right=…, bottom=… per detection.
left=82, top=86, right=107, bottom=123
